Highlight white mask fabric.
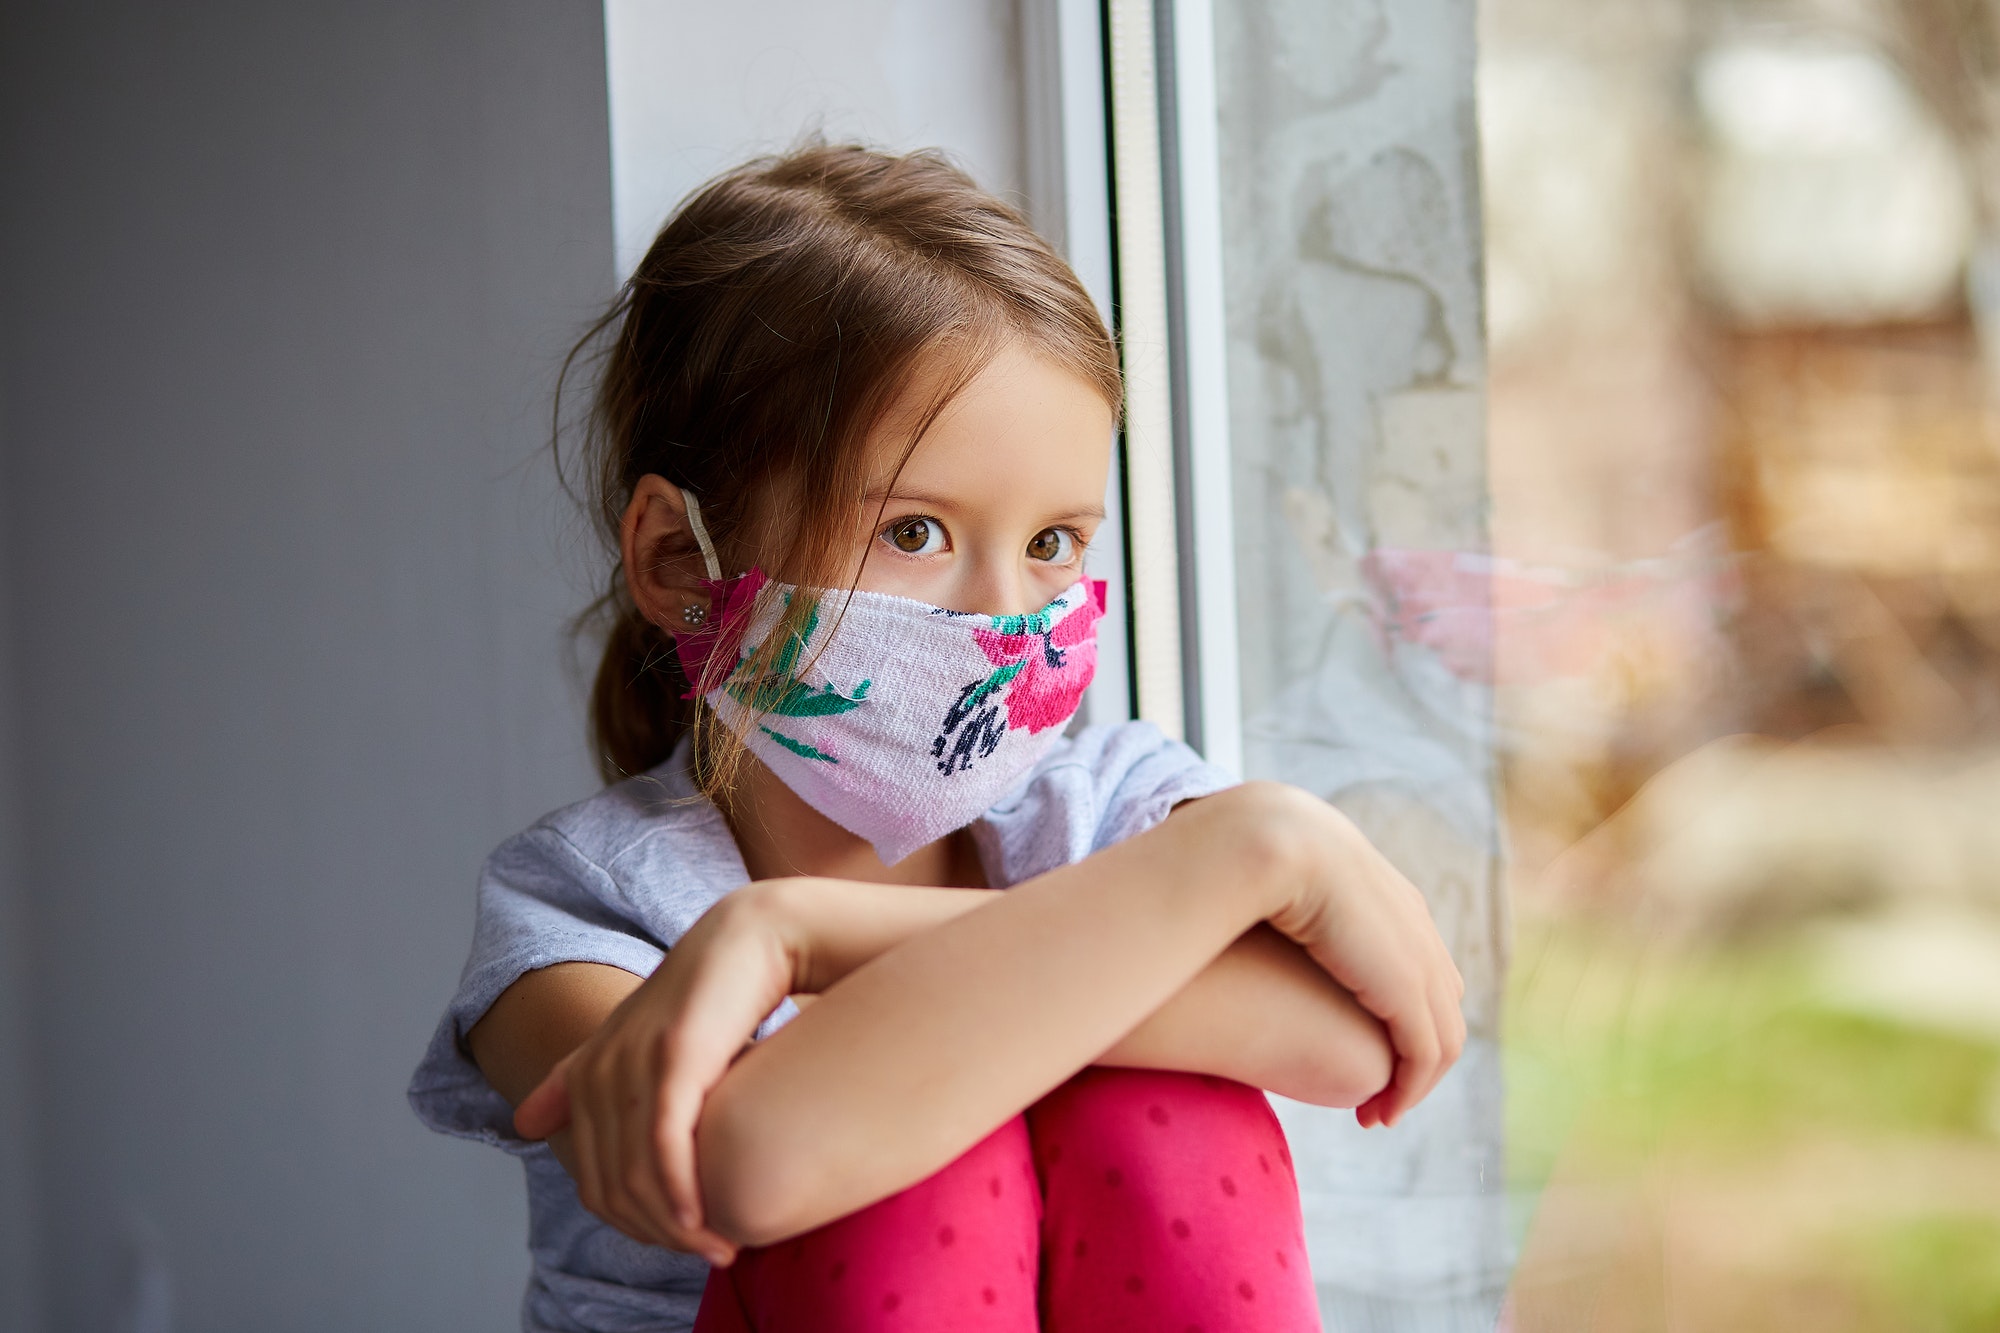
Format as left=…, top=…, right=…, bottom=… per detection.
left=670, top=490, right=1104, bottom=863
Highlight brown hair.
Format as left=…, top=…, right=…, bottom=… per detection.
left=557, top=142, right=1123, bottom=790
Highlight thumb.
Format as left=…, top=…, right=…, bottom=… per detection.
left=513, top=1054, right=575, bottom=1141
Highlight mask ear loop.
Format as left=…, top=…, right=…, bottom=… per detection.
left=680, top=486, right=723, bottom=581
left=673, top=486, right=738, bottom=699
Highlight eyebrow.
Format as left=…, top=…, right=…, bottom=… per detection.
left=868, top=487, right=1106, bottom=525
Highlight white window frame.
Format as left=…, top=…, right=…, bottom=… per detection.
left=1024, top=0, right=1242, bottom=772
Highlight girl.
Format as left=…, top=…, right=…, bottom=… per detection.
left=409, top=143, right=1464, bottom=1333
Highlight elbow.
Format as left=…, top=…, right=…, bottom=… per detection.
left=701, top=1182, right=797, bottom=1252
left=699, top=1154, right=798, bottom=1250
left=1334, top=1033, right=1396, bottom=1108
left=695, top=1089, right=829, bottom=1249
left=1280, top=1026, right=1395, bottom=1109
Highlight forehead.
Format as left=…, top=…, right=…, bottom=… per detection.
left=869, top=340, right=1116, bottom=514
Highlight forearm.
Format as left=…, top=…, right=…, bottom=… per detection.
left=1101, top=923, right=1390, bottom=1104
left=778, top=881, right=1389, bottom=1106
left=696, top=783, right=1305, bottom=1245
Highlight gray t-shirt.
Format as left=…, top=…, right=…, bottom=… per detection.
left=408, top=719, right=1233, bottom=1333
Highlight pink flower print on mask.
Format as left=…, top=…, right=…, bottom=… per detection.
left=672, top=568, right=769, bottom=698
left=931, top=581, right=1104, bottom=777
left=972, top=580, right=1105, bottom=733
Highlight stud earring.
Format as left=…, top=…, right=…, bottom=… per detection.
left=681, top=602, right=708, bottom=627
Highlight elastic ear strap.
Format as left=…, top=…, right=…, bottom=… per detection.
left=680, top=486, right=723, bottom=581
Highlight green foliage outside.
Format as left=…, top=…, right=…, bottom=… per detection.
left=1505, top=912, right=2000, bottom=1330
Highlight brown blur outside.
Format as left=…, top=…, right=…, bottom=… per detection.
left=1484, top=0, right=2000, bottom=1327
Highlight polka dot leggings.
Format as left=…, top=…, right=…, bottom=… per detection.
left=690, top=1067, right=1321, bottom=1332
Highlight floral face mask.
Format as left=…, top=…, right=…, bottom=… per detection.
left=671, top=489, right=1103, bottom=864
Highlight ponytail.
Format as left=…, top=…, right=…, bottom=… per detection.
left=586, top=598, right=692, bottom=785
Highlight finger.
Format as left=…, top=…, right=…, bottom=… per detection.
left=1395, top=986, right=1456, bottom=1119
left=1425, top=954, right=1465, bottom=1064
left=584, top=1057, right=654, bottom=1244
left=1382, top=1061, right=1425, bottom=1128
left=614, top=1045, right=684, bottom=1245
left=1410, top=969, right=1466, bottom=1110
left=567, top=1060, right=607, bottom=1219
left=1359, top=1070, right=1405, bottom=1127
left=1345, top=972, right=1425, bottom=1129
left=656, top=1049, right=740, bottom=1266
left=649, top=1121, right=736, bottom=1263
left=1381, top=1008, right=1442, bottom=1127
left=656, top=1070, right=705, bottom=1235
left=668, top=1215, right=739, bottom=1267
left=1440, top=975, right=1467, bottom=1067
left=1428, top=927, right=1463, bottom=1000
left=1387, top=1072, right=1411, bottom=1124
left=1358, top=1019, right=1395, bottom=1129
left=514, top=1055, right=575, bottom=1141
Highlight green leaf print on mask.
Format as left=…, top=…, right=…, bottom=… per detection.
left=756, top=726, right=838, bottom=762
left=725, top=599, right=869, bottom=762
left=964, top=660, right=1024, bottom=711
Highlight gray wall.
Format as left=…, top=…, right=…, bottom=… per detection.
left=1, top=377, right=41, bottom=1333
left=0, top=3, right=614, bottom=1328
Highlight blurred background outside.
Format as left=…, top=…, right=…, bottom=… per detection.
left=1483, top=0, right=2000, bottom=1327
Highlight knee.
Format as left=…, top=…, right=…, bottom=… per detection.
left=1028, top=1069, right=1317, bottom=1329
left=1028, top=1068, right=1291, bottom=1194
left=1035, top=1067, right=1277, bottom=1129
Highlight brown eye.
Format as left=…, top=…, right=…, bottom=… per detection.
left=1027, top=528, right=1075, bottom=562
left=885, top=517, right=943, bottom=554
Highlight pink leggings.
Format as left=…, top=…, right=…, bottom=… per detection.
left=690, top=1068, right=1320, bottom=1332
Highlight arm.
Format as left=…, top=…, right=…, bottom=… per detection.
left=466, top=876, right=1385, bottom=1232
left=467, top=960, right=643, bottom=1186
left=481, top=781, right=1457, bottom=1251
left=694, top=781, right=1452, bottom=1245
left=1100, top=922, right=1390, bottom=1104
left=769, top=880, right=1389, bottom=1107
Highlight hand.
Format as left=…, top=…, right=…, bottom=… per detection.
left=513, top=883, right=799, bottom=1263
left=1242, top=783, right=1467, bottom=1128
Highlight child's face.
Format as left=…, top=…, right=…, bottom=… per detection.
left=849, top=340, right=1115, bottom=617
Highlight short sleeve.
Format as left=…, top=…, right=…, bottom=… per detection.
left=406, top=825, right=668, bottom=1154
left=1083, top=721, right=1239, bottom=851
left=978, top=720, right=1239, bottom=885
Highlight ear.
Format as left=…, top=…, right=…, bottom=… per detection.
left=621, top=475, right=716, bottom=635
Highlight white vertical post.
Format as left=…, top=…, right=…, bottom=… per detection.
left=1022, top=0, right=1133, bottom=728
left=1104, top=0, right=1186, bottom=742
left=1160, top=0, right=1243, bottom=775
